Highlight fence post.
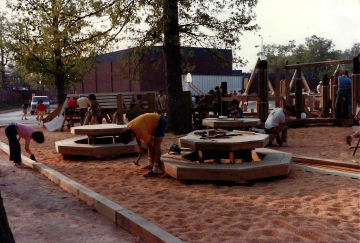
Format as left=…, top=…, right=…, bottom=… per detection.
left=221, top=82, right=227, bottom=116
left=117, top=94, right=124, bottom=124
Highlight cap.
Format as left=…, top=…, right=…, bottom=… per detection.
left=79, top=94, right=84, bottom=97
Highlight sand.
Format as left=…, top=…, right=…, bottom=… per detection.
left=0, top=125, right=359, bottom=243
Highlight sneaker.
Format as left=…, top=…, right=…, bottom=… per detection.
left=281, top=142, right=290, bottom=147
left=25, top=118, right=28, bottom=120
left=143, top=171, right=158, bottom=177
left=346, top=136, right=352, bottom=145
left=141, top=165, right=154, bottom=170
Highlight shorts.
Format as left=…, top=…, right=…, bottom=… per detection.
left=79, top=108, right=88, bottom=117
left=154, top=115, right=168, bottom=137
left=23, top=108, right=28, bottom=114
left=92, top=109, right=99, bottom=116
left=65, top=107, right=75, bottom=116
left=38, top=111, right=45, bottom=116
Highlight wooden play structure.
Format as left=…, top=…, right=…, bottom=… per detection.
left=202, top=118, right=261, bottom=130
left=160, top=129, right=293, bottom=182
left=55, top=124, right=146, bottom=157
left=222, top=54, right=360, bottom=126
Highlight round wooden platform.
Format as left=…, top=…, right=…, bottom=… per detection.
left=55, top=136, right=146, bottom=157
left=71, top=124, right=127, bottom=136
left=202, top=118, right=261, bottom=129
left=160, top=148, right=293, bottom=181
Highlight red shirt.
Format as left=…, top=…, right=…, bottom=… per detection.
left=67, top=99, right=77, bottom=107
left=36, top=103, right=46, bottom=111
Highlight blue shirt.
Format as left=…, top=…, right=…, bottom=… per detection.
left=338, top=75, right=352, bottom=90
left=230, top=107, right=243, bottom=117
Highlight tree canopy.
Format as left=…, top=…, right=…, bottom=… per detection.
left=6, top=0, right=129, bottom=101
left=261, top=35, right=359, bottom=83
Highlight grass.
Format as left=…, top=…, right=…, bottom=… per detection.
left=0, top=101, right=24, bottom=112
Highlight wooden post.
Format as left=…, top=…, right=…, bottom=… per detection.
left=285, top=60, right=290, bottom=106
left=257, top=60, right=268, bottom=122
left=221, top=82, right=228, bottom=116
left=198, top=150, right=204, bottom=163
left=322, top=74, right=330, bottom=118
left=352, top=54, right=360, bottom=115
left=352, top=74, right=360, bottom=115
left=147, top=93, right=155, bottom=113
left=117, top=94, right=124, bottom=124
left=295, top=67, right=303, bottom=119
left=183, top=91, right=192, bottom=128
left=275, top=68, right=280, bottom=107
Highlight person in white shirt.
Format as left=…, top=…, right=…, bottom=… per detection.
left=265, top=106, right=293, bottom=147
left=77, top=94, right=90, bottom=126
left=191, top=95, right=196, bottom=107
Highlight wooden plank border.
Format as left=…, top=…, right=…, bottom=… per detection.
left=0, top=142, right=184, bottom=243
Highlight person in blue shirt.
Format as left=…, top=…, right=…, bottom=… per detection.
left=229, top=99, right=243, bottom=118
left=335, top=70, right=352, bottom=119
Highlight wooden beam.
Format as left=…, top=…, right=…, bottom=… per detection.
left=267, top=64, right=285, bottom=69
left=285, top=60, right=290, bottom=106
left=285, top=59, right=352, bottom=69
left=289, top=69, right=297, bottom=90
left=293, top=155, right=359, bottom=169
left=275, top=69, right=280, bottom=107
left=244, top=57, right=260, bottom=94
left=301, top=72, right=311, bottom=92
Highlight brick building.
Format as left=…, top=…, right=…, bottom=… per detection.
left=74, top=47, right=232, bottom=94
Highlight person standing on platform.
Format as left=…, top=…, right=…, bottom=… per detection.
left=265, top=106, right=293, bottom=147
left=335, top=70, right=352, bottom=119
left=77, top=94, right=90, bottom=126
left=120, top=113, right=167, bottom=177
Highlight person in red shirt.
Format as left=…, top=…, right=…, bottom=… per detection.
left=36, top=100, right=46, bottom=125
left=61, top=96, right=77, bottom=132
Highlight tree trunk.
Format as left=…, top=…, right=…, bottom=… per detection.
left=56, top=74, right=65, bottom=107
left=0, top=192, right=15, bottom=243
left=163, top=0, right=192, bottom=134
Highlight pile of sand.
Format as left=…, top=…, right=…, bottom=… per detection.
left=0, top=125, right=358, bottom=242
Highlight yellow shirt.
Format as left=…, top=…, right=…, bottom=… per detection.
left=127, top=113, right=160, bottom=143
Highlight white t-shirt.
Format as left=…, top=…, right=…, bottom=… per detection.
left=316, top=84, right=321, bottom=93
left=191, top=97, right=196, bottom=103
left=77, top=97, right=89, bottom=109
left=265, top=108, right=285, bottom=129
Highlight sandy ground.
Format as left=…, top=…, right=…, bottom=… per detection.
left=0, top=150, right=143, bottom=243
left=0, top=124, right=359, bottom=243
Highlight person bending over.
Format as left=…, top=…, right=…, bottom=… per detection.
left=265, top=106, right=293, bottom=147
left=5, top=123, right=45, bottom=167
left=121, top=113, right=168, bottom=177
left=61, top=96, right=77, bottom=131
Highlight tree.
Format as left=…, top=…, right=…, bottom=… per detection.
left=6, top=0, right=129, bottom=103
left=118, top=0, right=259, bottom=133
left=0, top=11, right=13, bottom=89
left=0, top=192, right=15, bottom=243
left=342, top=42, right=360, bottom=72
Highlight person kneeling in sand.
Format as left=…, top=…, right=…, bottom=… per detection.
left=5, top=123, right=45, bottom=167
left=120, top=113, right=167, bottom=177
left=265, top=106, right=293, bottom=147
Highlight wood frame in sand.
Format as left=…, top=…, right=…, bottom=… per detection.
left=160, top=148, right=293, bottom=182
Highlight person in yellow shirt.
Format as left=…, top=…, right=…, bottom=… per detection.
left=120, top=113, right=168, bottom=177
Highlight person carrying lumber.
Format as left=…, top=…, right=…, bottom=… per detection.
left=77, top=94, right=90, bottom=126
left=335, top=70, right=352, bottom=119
left=120, top=113, right=168, bottom=177
left=265, top=106, right=293, bottom=147
left=5, top=123, right=45, bottom=167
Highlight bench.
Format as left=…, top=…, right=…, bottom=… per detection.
left=250, top=128, right=276, bottom=146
